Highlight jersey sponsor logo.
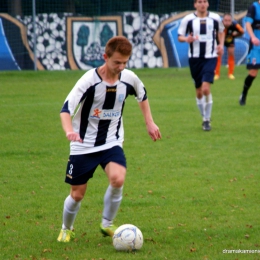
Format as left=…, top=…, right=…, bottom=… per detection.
left=90, top=108, right=121, bottom=120
left=107, top=87, right=117, bottom=92
left=102, top=110, right=121, bottom=119
left=118, top=94, right=125, bottom=102
left=198, top=35, right=213, bottom=41
left=90, top=108, right=102, bottom=118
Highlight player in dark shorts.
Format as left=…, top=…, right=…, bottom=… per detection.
left=178, top=0, right=224, bottom=131
left=215, top=13, right=244, bottom=80
left=57, top=36, right=161, bottom=242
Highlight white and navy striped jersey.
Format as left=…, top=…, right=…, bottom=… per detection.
left=178, top=12, right=224, bottom=58
left=61, top=68, right=147, bottom=155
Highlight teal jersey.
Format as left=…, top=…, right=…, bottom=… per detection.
left=245, top=1, right=260, bottom=40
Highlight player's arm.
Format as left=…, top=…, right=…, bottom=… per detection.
left=234, top=23, right=244, bottom=37
left=138, top=99, right=161, bottom=141
left=217, top=31, right=225, bottom=55
left=60, top=75, right=89, bottom=143
left=178, top=34, right=198, bottom=43
left=178, top=16, right=198, bottom=43
left=245, top=4, right=260, bottom=46
left=246, top=22, right=260, bottom=46
left=216, top=15, right=225, bottom=55
left=60, top=112, right=83, bottom=142
left=218, top=31, right=225, bottom=46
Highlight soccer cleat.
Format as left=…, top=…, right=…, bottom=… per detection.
left=214, top=75, right=219, bottom=80
left=100, top=223, right=117, bottom=237
left=57, top=229, right=75, bottom=242
left=239, top=94, right=246, bottom=106
left=228, top=74, right=235, bottom=80
left=202, top=120, right=211, bottom=131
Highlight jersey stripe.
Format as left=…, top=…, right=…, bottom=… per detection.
left=61, top=68, right=147, bottom=155
left=116, top=102, right=124, bottom=139
left=187, top=20, right=194, bottom=56
left=94, top=86, right=117, bottom=146
left=199, top=20, right=206, bottom=57
left=79, top=85, right=96, bottom=140
left=178, top=12, right=224, bottom=58
left=211, top=20, right=218, bottom=55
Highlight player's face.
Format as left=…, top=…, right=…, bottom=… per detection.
left=223, top=15, right=232, bottom=27
left=194, top=0, right=209, bottom=13
left=104, top=52, right=130, bottom=75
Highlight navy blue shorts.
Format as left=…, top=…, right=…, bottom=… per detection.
left=65, top=146, right=126, bottom=185
left=189, top=57, right=217, bottom=88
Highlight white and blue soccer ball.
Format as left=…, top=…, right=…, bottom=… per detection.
left=112, top=224, right=143, bottom=251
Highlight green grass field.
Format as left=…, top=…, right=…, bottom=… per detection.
left=1, top=66, right=260, bottom=260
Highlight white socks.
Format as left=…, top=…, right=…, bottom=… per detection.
left=196, top=96, right=205, bottom=117
left=102, top=185, right=123, bottom=227
left=196, top=94, right=212, bottom=121
left=62, top=195, right=81, bottom=230
left=61, top=185, right=123, bottom=230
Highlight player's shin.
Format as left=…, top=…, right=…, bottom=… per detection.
left=102, top=185, right=123, bottom=227
left=228, top=55, right=235, bottom=75
left=196, top=97, right=205, bottom=119
left=204, top=94, right=213, bottom=121
left=243, top=75, right=255, bottom=94
left=62, top=195, right=81, bottom=230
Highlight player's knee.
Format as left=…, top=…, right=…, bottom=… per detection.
left=112, top=178, right=125, bottom=188
left=110, top=173, right=125, bottom=188
left=71, top=191, right=84, bottom=202
left=202, top=86, right=210, bottom=96
left=249, top=71, right=258, bottom=77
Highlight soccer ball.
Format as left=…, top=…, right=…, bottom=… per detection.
left=112, top=224, right=143, bottom=251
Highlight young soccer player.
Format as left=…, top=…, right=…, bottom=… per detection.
left=214, top=13, right=244, bottom=80
left=57, top=36, right=161, bottom=242
left=239, top=0, right=260, bottom=105
left=178, top=0, right=224, bottom=131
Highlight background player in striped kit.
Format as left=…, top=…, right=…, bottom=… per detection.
left=239, top=0, right=260, bottom=106
left=214, top=13, right=244, bottom=80
left=57, top=36, right=161, bottom=242
left=178, top=0, right=224, bottom=131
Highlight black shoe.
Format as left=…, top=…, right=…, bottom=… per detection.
left=239, top=93, right=246, bottom=106
left=202, top=120, right=211, bottom=131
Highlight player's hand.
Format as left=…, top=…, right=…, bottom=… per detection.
left=66, top=131, right=83, bottom=143
left=216, top=45, right=224, bottom=56
left=186, top=33, right=198, bottom=43
left=251, top=36, right=260, bottom=46
left=146, top=122, right=161, bottom=141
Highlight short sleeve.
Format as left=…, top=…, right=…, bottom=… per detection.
left=245, top=4, right=255, bottom=24
left=178, top=16, right=189, bottom=36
